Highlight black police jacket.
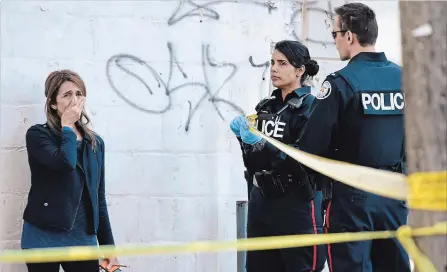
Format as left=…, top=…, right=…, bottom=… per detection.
left=242, top=86, right=315, bottom=179
left=299, top=52, right=405, bottom=170
left=22, top=124, right=115, bottom=245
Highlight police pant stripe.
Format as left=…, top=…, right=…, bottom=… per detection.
left=325, top=201, right=334, bottom=272
left=311, top=200, right=318, bottom=271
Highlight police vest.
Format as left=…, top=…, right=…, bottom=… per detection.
left=337, top=61, right=403, bottom=115
left=254, top=91, right=313, bottom=144
left=252, top=90, right=314, bottom=183
left=255, top=97, right=287, bottom=141
left=256, top=114, right=287, bottom=139
left=332, top=59, right=405, bottom=167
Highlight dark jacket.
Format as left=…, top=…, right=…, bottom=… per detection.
left=299, top=52, right=404, bottom=169
left=23, top=124, right=115, bottom=245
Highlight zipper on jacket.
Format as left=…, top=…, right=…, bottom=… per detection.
left=70, top=163, right=84, bottom=231
left=97, top=152, right=100, bottom=214
left=70, top=142, right=87, bottom=231
left=84, top=143, right=99, bottom=234
left=94, top=149, right=100, bottom=235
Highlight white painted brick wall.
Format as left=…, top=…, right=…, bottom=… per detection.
left=0, top=1, right=401, bottom=271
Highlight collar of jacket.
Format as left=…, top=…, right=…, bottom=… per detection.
left=44, top=122, right=94, bottom=143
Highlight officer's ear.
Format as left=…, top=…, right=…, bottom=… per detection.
left=347, top=31, right=353, bottom=45
left=296, top=65, right=305, bottom=78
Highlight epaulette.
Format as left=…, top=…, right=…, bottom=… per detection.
left=255, top=95, right=276, bottom=113
left=327, top=72, right=340, bottom=79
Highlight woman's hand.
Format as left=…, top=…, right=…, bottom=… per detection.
left=230, top=115, right=246, bottom=137
left=61, top=97, right=85, bottom=128
left=240, top=118, right=262, bottom=145
left=101, top=257, right=123, bottom=271
left=230, top=116, right=262, bottom=145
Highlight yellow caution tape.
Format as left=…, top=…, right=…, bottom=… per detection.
left=0, top=222, right=445, bottom=272
left=396, top=225, right=441, bottom=272
left=247, top=114, right=447, bottom=211
left=397, top=222, right=447, bottom=272
left=0, top=231, right=392, bottom=263
left=407, top=171, right=447, bottom=211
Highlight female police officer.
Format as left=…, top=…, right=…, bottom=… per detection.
left=230, top=40, right=326, bottom=272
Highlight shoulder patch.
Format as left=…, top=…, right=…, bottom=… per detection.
left=315, top=81, right=332, bottom=100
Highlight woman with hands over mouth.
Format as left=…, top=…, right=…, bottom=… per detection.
left=21, top=69, right=120, bottom=272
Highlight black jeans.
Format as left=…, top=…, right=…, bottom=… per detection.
left=26, top=260, right=99, bottom=272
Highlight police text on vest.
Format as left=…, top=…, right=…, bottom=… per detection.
left=257, top=116, right=286, bottom=138
left=361, top=92, right=404, bottom=115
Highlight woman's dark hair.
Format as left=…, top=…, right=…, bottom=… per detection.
left=274, top=40, right=319, bottom=84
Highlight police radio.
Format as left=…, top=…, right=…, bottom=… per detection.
left=276, top=95, right=309, bottom=115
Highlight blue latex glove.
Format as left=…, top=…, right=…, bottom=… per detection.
left=239, top=117, right=262, bottom=145
left=230, top=115, right=245, bottom=137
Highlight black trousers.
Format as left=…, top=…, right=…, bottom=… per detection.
left=246, top=186, right=326, bottom=272
left=26, top=260, right=99, bottom=272
left=326, top=183, right=411, bottom=272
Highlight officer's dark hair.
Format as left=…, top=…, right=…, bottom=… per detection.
left=334, top=2, right=378, bottom=46
left=274, top=40, right=319, bottom=84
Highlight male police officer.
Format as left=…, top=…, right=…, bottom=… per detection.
left=298, top=3, right=411, bottom=272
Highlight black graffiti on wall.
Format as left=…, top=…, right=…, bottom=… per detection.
left=167, top=0, right=338, bottom=47
left=289, top=0, right=335, bottom=47
left=106, top=42, right=250, bottom=132
left=248, top=56, right=269, bottom=81
left=105, top=0, right=350, bottom=132
left=167, top=0, right=278, bottom=26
